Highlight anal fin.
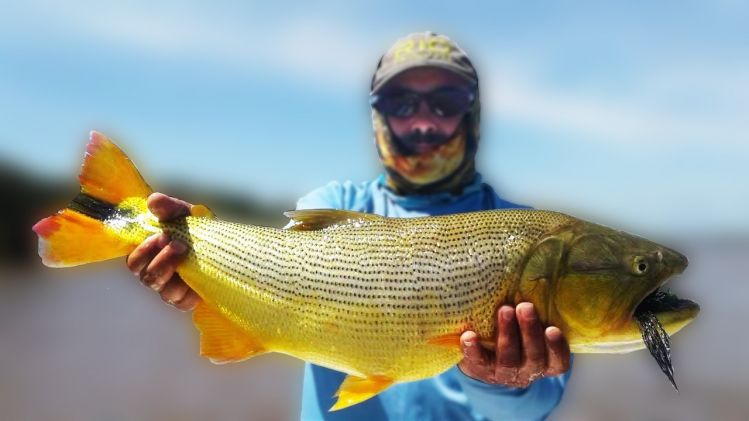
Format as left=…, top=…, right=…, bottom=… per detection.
left=330, top=374, right=394, bottom=412
left=192, top=302, right=265, bottom=364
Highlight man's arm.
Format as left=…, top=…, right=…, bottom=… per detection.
left=455, top=364, right=571, bottom=421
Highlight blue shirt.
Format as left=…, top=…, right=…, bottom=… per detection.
left=296, top=174, right=571, bottom=421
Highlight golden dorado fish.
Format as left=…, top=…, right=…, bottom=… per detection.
left=33, top=132, right=699, bottom=410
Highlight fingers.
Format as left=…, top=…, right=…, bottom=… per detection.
left=496, top=305, right=520, bottom=368
left=159, top=274, right=189, bottom=304
left=461, top=331, right=490, bottom=366
left=544, top=326, right=571, bottom=376
left=459, top=304, right=571, bottom=387
left=126, top=233, right=170, bottom=275
left=142, top=239, right=189, bottom=292
left=458, top=331, right=493, bottom=381
left=132, top=236, right=196, bottom=309
left=159, top=276, right=202, bottom=311
left=125, top=192, right=199, bottom=312
left=516, top=303, right=546, bottom=375
left=147, top=193, right=192, bottom=221
left=174, top=290, right=201, bottom=311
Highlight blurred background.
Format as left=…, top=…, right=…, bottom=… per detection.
left=0, top=1, right=746, bottom=420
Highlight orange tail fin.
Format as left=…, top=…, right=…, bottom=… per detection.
left=32, top=131, right=153, bottom=267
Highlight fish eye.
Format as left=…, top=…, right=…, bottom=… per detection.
left=633, top=256, right=650, bottom=275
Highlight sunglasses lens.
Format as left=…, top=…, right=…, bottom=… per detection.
left=429, top=88, right=474, bottom=117
left=376, top=93, right=420, bottom=117
left=372, top=88, right=474, bottom=118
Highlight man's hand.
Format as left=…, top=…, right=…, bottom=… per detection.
left=126, top=193, right=201, bottom=311
left=458, top=302, right=571, bottom=388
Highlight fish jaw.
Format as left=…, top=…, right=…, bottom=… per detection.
left=570, top=297, right=700, bottom=353
left=566, top=244, right=699, bottom=353
left=534, top=220, right=700, bottom=353
left=627, top=246, right=699, bottom=349
left=652, top=297, right=700, bottom=337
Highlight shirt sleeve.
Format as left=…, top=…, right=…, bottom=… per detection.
left=295, top=180, right=372, bottom=211
left=455, top=359, right=572, bottom=421
left=296, top=182, right=344, bottom=210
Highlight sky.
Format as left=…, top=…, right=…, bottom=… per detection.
left=0, top=0, right=747, bottom=237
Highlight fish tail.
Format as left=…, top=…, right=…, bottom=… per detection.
left=32, top=131, right=153, bottom=267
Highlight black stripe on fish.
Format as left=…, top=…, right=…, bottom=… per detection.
left=68, top=193, right=118, bottom=221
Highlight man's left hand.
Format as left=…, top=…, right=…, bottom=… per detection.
left=458, top=302, right=571, bottom=388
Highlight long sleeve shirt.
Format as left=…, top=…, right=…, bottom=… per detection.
left=296, top=174, right=572, bottom=421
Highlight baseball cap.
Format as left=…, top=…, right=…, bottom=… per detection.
left=371, top=32, right=478, bottom=94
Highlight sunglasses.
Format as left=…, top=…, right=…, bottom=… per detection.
left=370, top=87, right=476, bottom=118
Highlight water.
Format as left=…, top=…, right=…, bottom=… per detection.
left=1, top=239, right=746, bottom=420
left=0, top=263, right=303, bottom=421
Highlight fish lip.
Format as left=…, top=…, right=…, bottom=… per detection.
left=633, top=273, right=699, bottom=318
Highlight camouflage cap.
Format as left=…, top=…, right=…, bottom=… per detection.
left=371, top=32, right=478, bottom=94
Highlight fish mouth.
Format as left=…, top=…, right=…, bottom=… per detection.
left=633, top=252, right=699, bottom=335
left=632, top=258, right=699, bottom=391
left=635, top=286, right=700, bottom=324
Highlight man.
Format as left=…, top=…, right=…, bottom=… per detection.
left=127, top=32, right=572, bottom=420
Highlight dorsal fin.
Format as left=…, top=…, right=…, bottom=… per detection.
left=283, top=209, right=383, bottom=231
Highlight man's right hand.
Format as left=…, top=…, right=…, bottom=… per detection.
left=126, top=193, right=201, bottom=311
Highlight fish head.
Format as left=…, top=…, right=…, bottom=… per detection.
left=519, top=220, right=699, bottom=353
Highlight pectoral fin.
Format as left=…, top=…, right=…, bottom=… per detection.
left=426, top=332, right=463, bottom=348
left=192, top=302, right=265, bottom=364
left=330, top=374, right=394, bottom=411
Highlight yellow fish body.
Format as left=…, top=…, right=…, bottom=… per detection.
left=34, top=132, right=699, bottom=410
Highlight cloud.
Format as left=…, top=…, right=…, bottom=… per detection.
left=482, top=60, right=749, bottom=151
left=19, top=1, right=375, bottom=88
left=10, top=1, right=749, bottom=155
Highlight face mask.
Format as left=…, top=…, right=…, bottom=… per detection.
left=373, top=112, right=476, bottom=194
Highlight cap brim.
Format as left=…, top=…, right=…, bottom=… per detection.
left=371, top=61, right=478, bottom=94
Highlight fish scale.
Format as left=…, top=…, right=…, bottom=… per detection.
left=148, top=209, right=575, bottom=381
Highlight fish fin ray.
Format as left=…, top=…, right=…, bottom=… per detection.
left=426, top=332, right=463, bottom=348
left=79, top=131, right=152, bottom=204
left=426, top=323, right=475, bottom=348
left=192, top=301, right=266, bottom=364
left=33, top=131, right=152, bottom=267
left=283, top=209, right=383, bottom=231
left=330, top=374, right=393, bottom=411
left=32, top=209, right=135, bottom=267
left=190, top=204, right=215, bottom=218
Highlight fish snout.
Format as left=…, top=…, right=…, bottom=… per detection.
left=659, top=247, right=688, bottom=275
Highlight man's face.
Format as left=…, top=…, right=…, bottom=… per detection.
left=371, top=65, right=478, bottom=191
left=381, top=67, right=471, bottom=153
